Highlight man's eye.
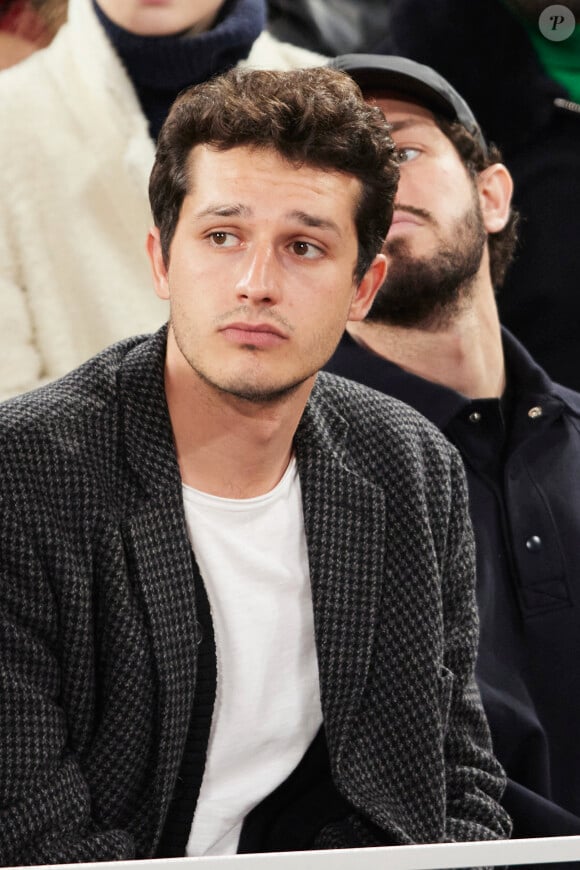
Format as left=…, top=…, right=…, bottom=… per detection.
left=398, top=147, right=421, bottom=162
left=291, top=241, right=323, bottom=259
left=209, top=231, right=238, bottom=247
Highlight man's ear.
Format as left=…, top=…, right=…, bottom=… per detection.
left=477, top=163, right=513, bottom=234
left=347, top=253, right=388, bottom=322
left=146, top=227, right=170, bottom=301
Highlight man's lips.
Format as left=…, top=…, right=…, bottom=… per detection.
left=219, top=322, right=288, bottom=348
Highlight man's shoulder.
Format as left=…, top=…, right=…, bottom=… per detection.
left=302, top=373, right=466, bottom=522
left=311, top=371, right=457, bottom=464
left=503, top=329, right=580, bottom=419
left=552, top=382, right=580, bottom=420
left=0, top=334, right=151, bottom=451
left=0, top=328, right=170, bottom=520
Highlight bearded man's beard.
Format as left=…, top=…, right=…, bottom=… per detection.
left=367, top=195, right=487, bottom=330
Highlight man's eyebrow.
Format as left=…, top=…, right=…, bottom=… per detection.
left=286, top=210, right=342, bottom=236
left=191, top=204, right=343, bottom=236
left=193, top=203, right=252, bottom=220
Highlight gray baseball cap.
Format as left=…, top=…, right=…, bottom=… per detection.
left=330, top=53, right=488, bottom=154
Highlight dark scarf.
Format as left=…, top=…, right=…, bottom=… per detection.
left=93, top=0, right=266, bottom=140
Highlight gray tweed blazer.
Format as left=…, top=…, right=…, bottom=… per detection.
left=0, top=327, right=511, bottom=865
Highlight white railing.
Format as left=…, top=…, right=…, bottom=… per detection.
left=6, top=836, right=580, bottom=870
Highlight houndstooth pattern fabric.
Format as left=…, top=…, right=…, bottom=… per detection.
left=0, top=326, right=511, bottom=865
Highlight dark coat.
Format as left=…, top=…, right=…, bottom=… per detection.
left=374, top=0, right=580, bottom=391
left=0, top=327, right=510, bottom=865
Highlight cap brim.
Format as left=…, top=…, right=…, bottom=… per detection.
left=330, top=54, right=488, bottom=154
left=339, top=65, right=457, bottom=122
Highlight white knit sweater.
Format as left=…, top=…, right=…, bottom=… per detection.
left=0, top=0, right=324, bottom=399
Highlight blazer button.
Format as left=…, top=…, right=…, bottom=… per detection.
left=526, top=535, right=542, bottom=552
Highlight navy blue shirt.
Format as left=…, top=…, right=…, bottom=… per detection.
left=326, top=329, right=580, bottom=838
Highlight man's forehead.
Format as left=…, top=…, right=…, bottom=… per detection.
left=179, top=145, right=361, bottom=238
left=184, top=143, right=362, bottom=203
left=185, top=142, right=358, bottom=179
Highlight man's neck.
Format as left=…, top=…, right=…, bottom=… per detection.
left=164, top=337, right=314, bottom=499
left=347, top=279, right=505, bottom=400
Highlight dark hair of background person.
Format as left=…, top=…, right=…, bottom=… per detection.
left=436, top=117, right=519, bottom=289
left=149, top=66, right=400, bottom=283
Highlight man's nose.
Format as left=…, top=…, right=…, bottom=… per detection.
left=235, top=244, right=281, bottom=305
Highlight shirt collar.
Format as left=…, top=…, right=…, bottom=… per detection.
left=502, top=328, right=580, bottom=418
left=327, top=327, right=580, bottom=429
left=326, top=331, right=470, bottom=429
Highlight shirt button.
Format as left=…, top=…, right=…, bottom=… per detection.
left=469, top=411, right=482, bottom=423
left=526, top=535, right=542, bottom=552
left=528, top=406, right=543, bottom=419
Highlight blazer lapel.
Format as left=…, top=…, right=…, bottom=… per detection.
left=117, top=328, right=200, bottom=847
left=295, top=379, right=446, bottom=842
left=294, top=393, right=386, bottom=765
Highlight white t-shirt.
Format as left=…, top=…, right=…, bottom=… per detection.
left=182, top=457, right=323, bottom=856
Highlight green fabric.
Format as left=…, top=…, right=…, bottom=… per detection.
left=523, top=19, right=580, bottom=102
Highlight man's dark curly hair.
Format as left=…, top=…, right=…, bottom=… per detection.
left=149, top=67, right=400, bottom=282
left=436, top=117, right=519, bottom=289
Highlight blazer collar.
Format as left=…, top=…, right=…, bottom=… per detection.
left=118, top=324, right=178, bottom=495
left=327, top=332, right=468, bottom=431
left=502, top=327, right=580, bottom=418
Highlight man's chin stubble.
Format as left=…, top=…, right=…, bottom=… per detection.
left=188, top=357, right=314, bottom=406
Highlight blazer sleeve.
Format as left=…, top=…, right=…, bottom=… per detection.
left=441, top=450, right=512, bottom=841
left=0, top=508, right=135, bottom=866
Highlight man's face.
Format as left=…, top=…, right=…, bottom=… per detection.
left=148, top=145, right=384, bottom=404
left=95, top=0, right=224, bottom=36
left=366, top=96, right=487, bottom=329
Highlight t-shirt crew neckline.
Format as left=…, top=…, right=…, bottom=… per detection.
left=182, top=455, right=297, bottom=510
